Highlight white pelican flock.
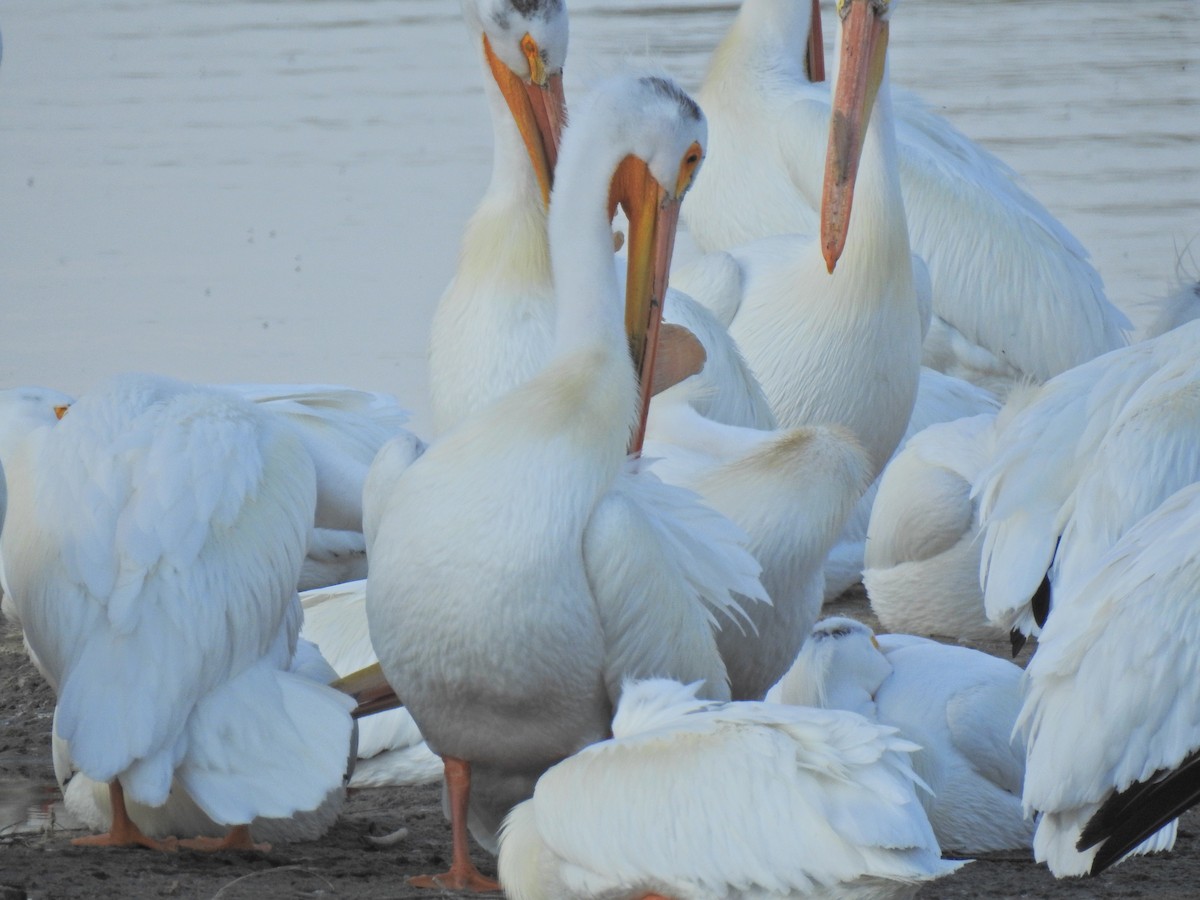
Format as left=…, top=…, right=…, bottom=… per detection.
left=2, top=0, right=1199, bottom=896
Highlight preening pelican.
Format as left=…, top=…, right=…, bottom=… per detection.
left=364, top=75, right=766, bottom=890
left=0, top=373, right=355, bottom=850
left=1020, top=482, right=1200, bottom=876
left=677, top=0, right=924, bottom=482
left=497, top=678, right=963, bottom=899
left=682, top=0, right=1129, bottom=395
left=429, top=0, right=774, bottom=437
left=777, top=618, right=1031, bottom=854
left=975, top=318, right=1200, bottom=644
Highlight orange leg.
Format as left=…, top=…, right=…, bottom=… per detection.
left=179, top=824, right=271, bottom=852
left=71, top=781, right=178, bottom=851
left=408, top=756, right=501, bottom=892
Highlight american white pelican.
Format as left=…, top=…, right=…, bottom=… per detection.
left=777, top=617, right=1032, bottom=854
left=300, top=579, right=442, bottom=788
left=364, top=74, right=766, bottom=890
left=824, top=366, right=999, bottom=602
left=1019, top=481, right=1200, bottom=876
left=677, top=0, right=924, bottom=483
left=497, top=678, right=964, bottom=899
left=429, top=0, right=775, bottom=436
left=682, top=0, right=1130, bottom=395
left=975, top=318, right=1200, bottom=644
left=0, top=372, right=355, bottom=850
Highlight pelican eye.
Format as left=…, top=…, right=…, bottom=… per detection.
left=520, top=33, right=546, bottom=85
left=675, top=141, right=704, bottom=198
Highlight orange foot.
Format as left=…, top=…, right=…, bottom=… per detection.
left=72, top=831, right=178, bottom=852
left=178, top=825, right=270, bottom=853
left=408, top=869, right=501, bottom=893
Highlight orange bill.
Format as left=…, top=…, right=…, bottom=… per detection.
left=820, top=0, right=889, bottom=272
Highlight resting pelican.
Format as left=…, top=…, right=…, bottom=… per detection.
left=429, top=0, right=774, bottom=437
left=1, top=373, right=355, bottom=850
left=364, top=75, right=766, bottom=890
left=682, top=0, right=1129, bottom=395
left=497, top=678, right=963, bottom=899
left=863, top=404, right=1010, bottom=642
left=975, top=318, right=1200, bottom=645
left=1020, top=482, right=1200, bottom=876
left=675, top=0, right=923, bottom=483
left=777, top=618, right=1032, bottom=854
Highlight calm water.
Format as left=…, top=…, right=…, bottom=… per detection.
left=2, top=0, right=1198, bottom=431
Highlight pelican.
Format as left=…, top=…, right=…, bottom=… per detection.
left=777, top=617, right=1032, bottom=854
left=863, top=401, right=1011, bottom=642
left=429, top=0, right=774, bottom=437
left=1019, top=481, right=1200, bottom=876
left=675, top=0, right=924, bottom=484
left=975, top=318, right=1200, bottom=644
left=682, top=0, right=1130, bottom=396
left=364, top=75, right=766, bottom=890
left=497, top=678, right=963, bottom=899
left=0, top=373, right=355, bottom=850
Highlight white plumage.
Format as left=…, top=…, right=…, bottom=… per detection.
left=777, top=617, right=1031, bottom=854
left=863, top=405, right=1006, bottom=641
left=0, top=387, right=74, bottom=626
left=498, top=678, right=964, bottom=900
left=645, top=379, right=870, bottom=700
left=682, top=0, right=1129, bottom=396
left=975, top=318, right=1200, bottom=640
left=54, top=631, right=350, bottom=844
left=1, top=372, right=355, bottom=849
left=826, top=366, right=999, bottom=603
left=365, top=74, right=766, bottom=887
left=299, top=580, right=442, bottom=788
left=1020, top=481, right=1200, bottom=876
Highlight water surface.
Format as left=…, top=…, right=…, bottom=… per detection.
left=2, top=0, right=1197, bottom=430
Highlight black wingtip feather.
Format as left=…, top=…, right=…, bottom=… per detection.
left=1009, top=628, right=1027, bottom=657
left=1079, top=747, right=1200, bottom=875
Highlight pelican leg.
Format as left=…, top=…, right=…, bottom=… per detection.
left=72, top=781, right=178, bottom=851
left=179, top=824, right=271, bottom=852
left=409, top=756, right=501, bottom=892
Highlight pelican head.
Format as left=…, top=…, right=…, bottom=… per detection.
left=821, top=0, right=894, bottom=272
left=463, top=0, right=569, bottom=207
left=582, top=76, right=705, bottom=448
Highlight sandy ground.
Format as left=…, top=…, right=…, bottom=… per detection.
left=2, top=586, right=1198, bottom=900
